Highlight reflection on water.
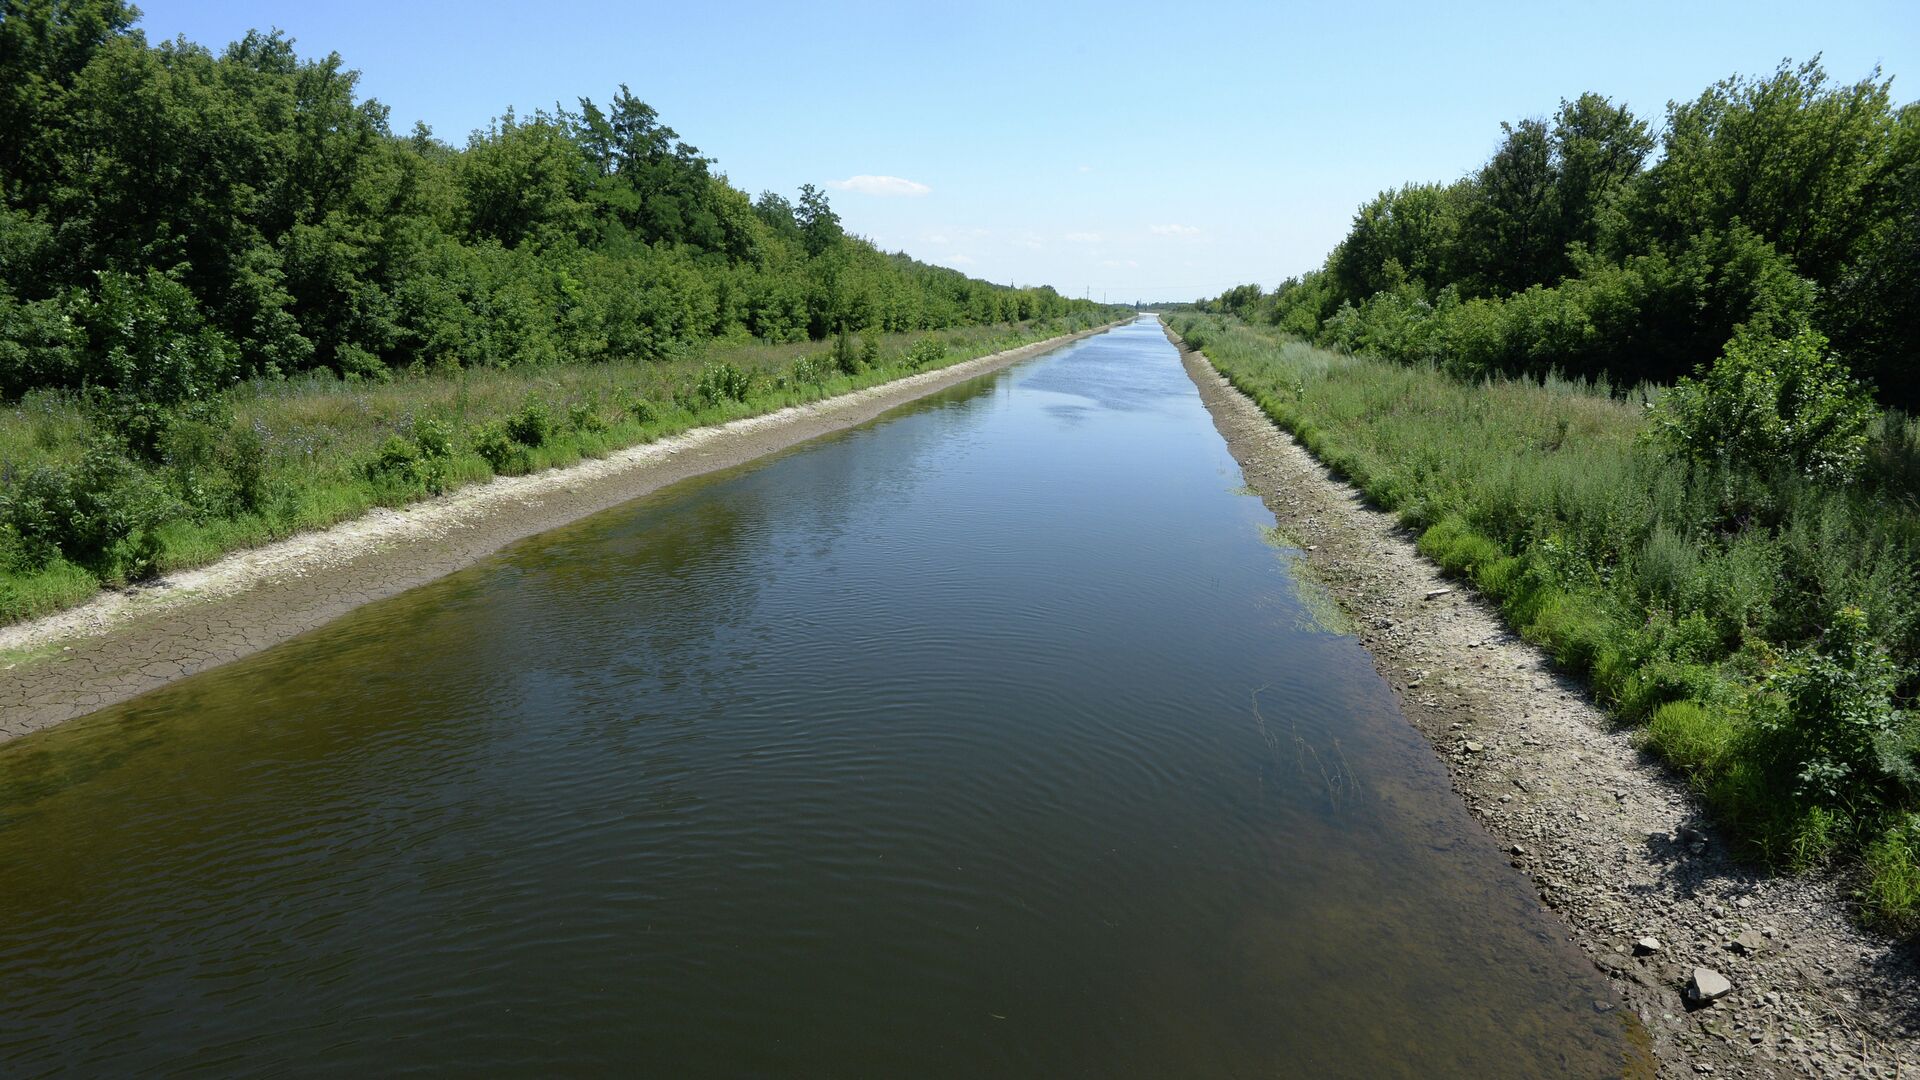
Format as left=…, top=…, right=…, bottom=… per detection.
left=0, top=319, right=1644, bottom=1076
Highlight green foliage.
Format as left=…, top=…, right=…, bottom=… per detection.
left=1650, top=328, right=1877, bottom=483
left=620, top=394, right=657, bottom=425
left=567, top=401, right=607, bottom=434
left=1861, top=817, right=1920, bottom=930
left=788, top=354, right=829, bottom=387
left=472, top=424, right=524, bottom=474
left=1754, top=607, right=1915, bottom=814
left=831, top=327, right=861, bottom=375
left=503, top=398, right=554, bottom=448
left=412, top=417, right=454, bottom=460
left=904, top=337, right=947, bottom=369
left=364, top=435, right=424, bottom=485
left=694, top=361, right=750, bottom=403
left=1215, top=58, right=1917, bottom=411
left=0, top=438, right=171, bottom=581
left=0, top=0, right=1111, bottom=410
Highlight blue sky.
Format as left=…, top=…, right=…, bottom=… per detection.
left=134, top=1, right=1919, bottom=302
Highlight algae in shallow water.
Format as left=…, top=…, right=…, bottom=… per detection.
left=1255, top=523, right=1354, bottom=636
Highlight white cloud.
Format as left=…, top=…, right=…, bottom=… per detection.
left=924, top=233, right=951, bottom=245
left=827, top=174, right=932, bottom=197
left=1149, top=223, right=1201, bottom=237
left=1100, top=258, right=1140, bottom=269
left=1063, top=231, right=1103, bottom=244
left=1077, top=164, right=1094, bottom=174
left=947, top=254, right=977, bottom=265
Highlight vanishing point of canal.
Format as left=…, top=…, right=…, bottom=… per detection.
left=0, top=318, right=1643, bottom=1076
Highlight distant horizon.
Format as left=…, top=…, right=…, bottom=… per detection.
left=133, top=0, right=1919, bottom=302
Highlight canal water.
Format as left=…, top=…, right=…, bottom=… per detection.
left=0, top=318, right=1640, bottom=1076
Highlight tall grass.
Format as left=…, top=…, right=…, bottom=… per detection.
left=1172, top=312, right=1920, bottom=933
left=0, top=316, right=1110, bottom=626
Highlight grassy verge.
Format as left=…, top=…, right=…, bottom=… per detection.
left=1168, top=312, right=1920, bottom=934
left=1, top=316, right=1113, bottom=626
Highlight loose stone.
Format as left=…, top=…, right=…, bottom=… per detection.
left=1688, top=967, right=1733, bottom=1004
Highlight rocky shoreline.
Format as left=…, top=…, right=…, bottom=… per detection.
left=1171, top=325, right=1920, bottom=1078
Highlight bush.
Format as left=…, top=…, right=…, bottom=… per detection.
left=72, top=271, right=239, bottom=461
left=832, top=328, right=861, bottom=375
left=413, top=417, right=455, bottom=460
left=620, top=394, right=657, bottom=425
left=0, top=440, right=172, bottom=580
left=364, top=435, right=422, bottom=486
left=504, top=398, right=554, bottom=447
left=214, top=424, right=268, bottom=513
left=568, top=401, right=607, bottom=434
left=1753, top=606, right=1916, bottom=818
left=695, top=361, right=751, bottom=403
left=473, top=424, right=526, bottom=474
left=905, top=337, right=947, bottom=369
left=1650, top=328, right=1878, bottom=484
left=789, top=355, right=829, bottom=386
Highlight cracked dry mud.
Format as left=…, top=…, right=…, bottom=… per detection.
left=0, top=323, right=1119, bottom=742
left=1174, top=328, right=1920, bottom=1078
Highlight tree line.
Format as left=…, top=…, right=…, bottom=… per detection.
left=0, top=0, right=1104, bottom=413
left=1203, top=58, right=1917, bottom=407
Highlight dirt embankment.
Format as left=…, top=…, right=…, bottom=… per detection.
left=1171, top=326, right=1920, bottom=1079
left=0, top=322, right=1124, bottom=743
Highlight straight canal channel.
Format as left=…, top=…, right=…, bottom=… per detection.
left=0, top=317, right=1646, bottom=1076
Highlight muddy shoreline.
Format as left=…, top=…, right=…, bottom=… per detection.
left=0, top=322, right=1122, bottom=743
left=1170, top=323, right=1920, bottom=1077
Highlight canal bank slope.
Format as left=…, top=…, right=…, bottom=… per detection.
left=0, top=321, right=1123, bottom=741
left=1170, top=323, right=1920, bottom=1078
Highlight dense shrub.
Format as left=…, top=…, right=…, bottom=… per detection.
left=904, top=337, right=947, bottom=369
left=1650, top=328, right=1877, bottom=483
left=504, top=398, right=554, bottom=447
left=695, top=361, right=751, bottom=404
left=1752, top=607, right=1919, bottom=815
left=0, top=440, right=172, bottom=580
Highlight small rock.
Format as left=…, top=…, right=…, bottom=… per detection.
left=1688, top=967, right=1733, bottom=1004
left=1464, top=740, right=1486, bottom=753
left=1424, top=588, right=1452, bottom=600
left=1634, top=936, right=1663, bottom=956
left=1729, top=930, right=1766, bottom=955
left=1510, top=844, right=1527, bottom=856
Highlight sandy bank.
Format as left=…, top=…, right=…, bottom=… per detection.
left=0, top=321, right=1123, bottom=742
left=1170, top=322, right=1919, bottom=1078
